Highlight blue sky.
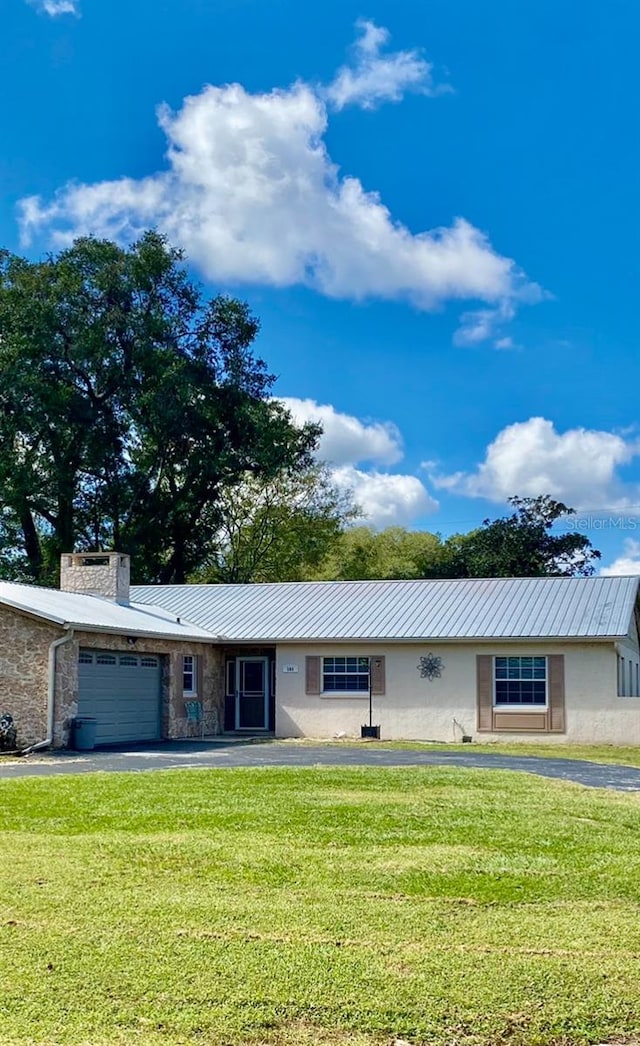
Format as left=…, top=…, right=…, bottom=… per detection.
left=3, top=0, right=640, bottom=572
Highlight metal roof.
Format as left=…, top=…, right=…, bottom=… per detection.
left=0, top=581, right=214, bottom=641
left=130, top=575, right=640, bottom=642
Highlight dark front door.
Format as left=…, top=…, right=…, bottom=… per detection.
left=236, top=657, right=269, bottom=730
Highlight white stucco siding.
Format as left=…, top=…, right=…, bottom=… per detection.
left=276, top=642, right=475, bottom=743
left=565, top=640, right=640, bottom=743
left=274, top=641, right=640, bottom=744
left=616, top=621, right=640, bottom=659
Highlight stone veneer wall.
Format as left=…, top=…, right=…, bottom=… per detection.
left=0, top=606, right=63, bottom=748
left=55, top=633, right=225, bottom=747
left=60, top=553, right=130, bottom=603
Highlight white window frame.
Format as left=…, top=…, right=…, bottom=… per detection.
left=183, top=654, right=198, bottom=696
left=226, top=659, right=236, bottom=698
left=322, top=656, right=370, bottom=695
left=494, top=656, right=548, bottom=708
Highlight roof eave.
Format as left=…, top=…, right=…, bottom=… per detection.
left=0, top=595, right=222, bottom=642
left=64, top=621, right=222, bottom=643
left=215, top=633, right=624, bottom=645
left=0, top=596, right=67, bottom=627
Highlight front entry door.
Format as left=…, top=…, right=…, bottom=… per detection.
left=236, top=657, right=269, bottom=730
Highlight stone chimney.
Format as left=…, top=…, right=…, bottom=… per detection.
left=60, top=552, right=131, bottom=604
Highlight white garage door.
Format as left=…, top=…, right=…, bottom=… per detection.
left=77, top=650, right=162, bottom=745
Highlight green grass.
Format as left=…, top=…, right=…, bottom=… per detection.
left=2, top=767, right=640, bottom=1046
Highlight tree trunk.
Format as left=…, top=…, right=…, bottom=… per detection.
left=18, top=504, right=43, bottom=581
left=158, top=537, right=187, bottom=584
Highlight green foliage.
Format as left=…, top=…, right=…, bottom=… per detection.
left=312, top=497, right=600, bottom=581
left=0, top=509, right=34, bottom=581
left=2, top=766, right=640, bottom=1045
left=0, top=233, right=318, bottom=583
left=0, top=234, right=600, bottom=589
left=194, top=463, right=358, bottom=583
left=311, top=525, right=444, bottom=580
left=435, top=495, right=601, bottom=578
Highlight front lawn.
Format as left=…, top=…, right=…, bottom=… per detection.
left=2, top=766, right=640, bottom=1046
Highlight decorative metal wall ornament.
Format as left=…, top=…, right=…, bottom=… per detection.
left=417, top=654, right=444, bottom=681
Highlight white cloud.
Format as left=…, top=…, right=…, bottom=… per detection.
left=325, top=18, right=450, bottom=111
left=17, top=24, right=541, bottom=343
left=27, top=0, right=79, bottom=15
left=432, top=417, right=640, bottom=510
left=453, top=301, right=519, bottom=349
left=280, top=396, right=437, bottom=527
left=280, top=397, right=403, bottom=466
left=601, top=540, right=640, bottom=577
left=333, top=465, right=438, bottom=528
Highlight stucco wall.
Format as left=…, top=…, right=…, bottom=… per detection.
left=0, top=607, right=61, bottom=748
left=274, top=641, right=640, bottom=744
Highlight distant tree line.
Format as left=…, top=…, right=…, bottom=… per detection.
left=201, top=493, right=601, bottom=583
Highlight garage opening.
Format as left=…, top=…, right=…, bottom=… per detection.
left=77, top=649, right=162, bottom=745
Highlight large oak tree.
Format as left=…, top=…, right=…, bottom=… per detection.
left=0, top=232, right=318, bottom=583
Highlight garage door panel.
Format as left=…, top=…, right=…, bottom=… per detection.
left=77, top=649, right=162, bottom=744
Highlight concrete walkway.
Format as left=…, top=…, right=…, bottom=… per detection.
left=2, top=739, right=640, bottom=791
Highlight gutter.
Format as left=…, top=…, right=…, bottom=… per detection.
left=20, top=628, right=75, bottom=755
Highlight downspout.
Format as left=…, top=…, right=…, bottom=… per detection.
left=20, top=628, right=75, bottom=755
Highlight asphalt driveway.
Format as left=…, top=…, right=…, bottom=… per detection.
left=2, top=739, right=640, bottom=791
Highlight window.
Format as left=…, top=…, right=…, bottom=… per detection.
left=322, top=656, right=370, bottom=692
left=618, top=655, right=640, bottom=697
left=226, top=659, right=236, bottom=697
left=78, top=651, right=93, bottom=665
left=96, top=654, right=117, bottom=666
left=141, top=656, right=159, bottom=669
left=119, top=655, right=138, bottom=667
left=183, top=654, right=198, bottom=695
left=494, top=657, right=547, bottom=706
left=619, top=656, right=626, bottom=696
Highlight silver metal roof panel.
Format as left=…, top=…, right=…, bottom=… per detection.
left=0, top=581, right=214, bottom=641
left=130, top=575, right=639, bottom=642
